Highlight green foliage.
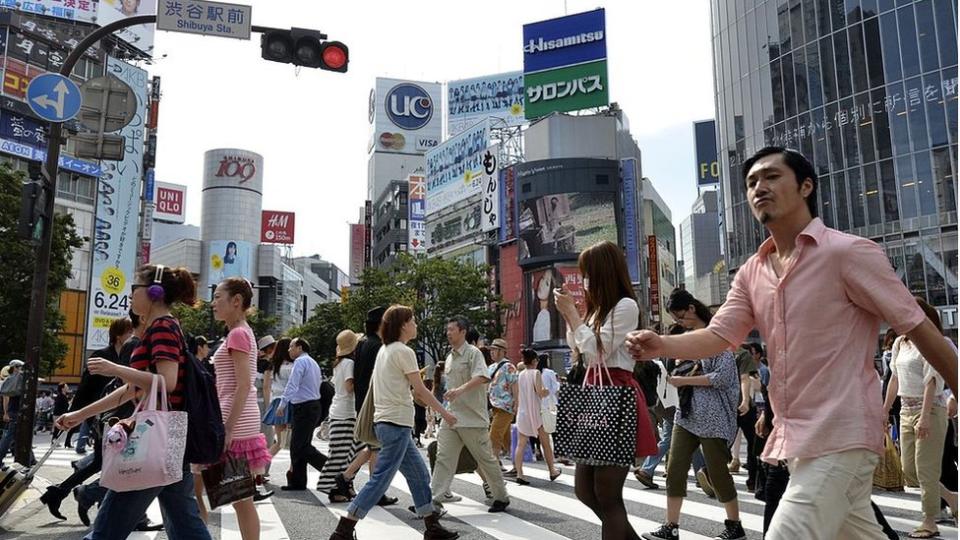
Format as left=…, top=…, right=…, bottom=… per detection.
left=0, top=165, right=82, bottom=376
left=288, top=301, right=346, bottom=362
left=172, top=300, right=279, bottom=343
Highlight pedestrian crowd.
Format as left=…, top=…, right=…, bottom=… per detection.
left=0, top=146, right=955, bottom=539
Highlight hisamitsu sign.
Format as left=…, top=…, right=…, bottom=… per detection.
left=157, top=0, right=252, bottom=40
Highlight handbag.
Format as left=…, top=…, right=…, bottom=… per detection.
left=541, top=404, right=557, bottom=433
left=201, top=455, right=256, bottom=508
left=101, top=375, right=188, bottom=492
left=354, top=386, right=379, bottom=448
left=873, top=430, right=905, bottom=491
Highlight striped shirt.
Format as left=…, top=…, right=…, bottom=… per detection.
left=130, top=316, right=187, bottom=411
left=213, top=325, right=261, bottom=440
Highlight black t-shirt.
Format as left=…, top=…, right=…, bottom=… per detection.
left=69, top=345, right=120, bottom=413
left=353, top=334, right=382, bottom=412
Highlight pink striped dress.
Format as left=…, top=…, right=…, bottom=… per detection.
left=214, top=324, right=272, bottom=472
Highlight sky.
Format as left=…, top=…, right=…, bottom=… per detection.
left=149, top=0, right=716, bottom=270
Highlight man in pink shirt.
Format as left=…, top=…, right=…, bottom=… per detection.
left=627, top=146, right=958, bottom=539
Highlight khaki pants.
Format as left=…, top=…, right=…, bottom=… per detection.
left=489, top=408, right=513, bottom=457
left=901, top=405, right=949, bottom=517
left=431, top=426, right=509, bottom=503
left=666, top=425, right=737, bottom=502
left=767, top=449, right=885, bottom=540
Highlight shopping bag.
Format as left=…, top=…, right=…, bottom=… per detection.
left=541, top=404, right=557, bottom=434
left=354, top=386, right=379, bottom=448
left=554, top=362, right=638, bottom=467
left=101, top=375, right=187, bottom=492
left=201, top=456, right=256, bottom=508
left=873, top=431, right=904, bottom=491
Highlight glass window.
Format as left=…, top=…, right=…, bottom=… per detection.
left=943, top=231, right=958, bottom=304
left=878, top=0, right=895, bottom=13
left=739, top=20, right=751, bottom=78
left=914, top=152, right=937, bottom=216
left=772, top=58, right=786, bottom=123
left=846, top=0, right=862, bottom=21
left=820, top=36, right=839, bottom=103
left=849, top=25, right=870, bottom=94
left=925, top=73, right=951, bottom=147
left=840, top=97, right=861, bottom=166
left=801, top=111, right=815, bottom=157
left=790, top=51, right=807, bottom=115
left=778, top=0, right=792, bottom=53
left=806, top=43, right=824, bottom=108
left=863, top=17, right=885, bottom=89
left=768, top=0, right=782, bottom=61
left=816, top=0, right=833, bottom=35
left=831, top=0, right=847, bottom=30
left=934, top=0, right=957, bottom=69
left=872, top=87, right=894, bottom=159
left=864, top=162, right=883, bottom=224
left=914, top=0, right=939, bottom=73
left=760, top=63, right=775, bottom=127
left=730, top=28, right=742, bottom=85
left=834, top=30, right=853, bottom=99
left=820, top=173, right=836, bottom=227
left=932, top=146, right=957, bottom=215
left=834, top=170, right=851, bottom=230
left=848, top=167, right=866, bottom=227
left=879, top=12, right=902, bottom=82
left=734, top=81, right=746, bottom=141
left=905, top=77, right=930, bottom=152
left=812, top=107, right=831, bottom=175
left=945, top=67, right=958, bottom=146
left=803, top=0, right=819, bottom=44
left=903, top=238, right=927, bottom=297
left=747, top=9, right=760, bottom=73
left=791, top=0, right=805, bottom=50
left=826, top=102, right=845, bottom=170
left=897, top=155, right=918, bottom=219
left=787, top=117, right=800, bottom=148
left=887, top=82, right=911, bottom=156
left=855, top=92, right=876, bottom=164
left=880, top=159, right=900, bottom=220
left=897, top=6, right=921, bottom=78
left=886, top=242, right=906, bottom=287
left=861, top=0, right=879, bottom=17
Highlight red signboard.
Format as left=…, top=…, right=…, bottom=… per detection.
left=261, top=210, right=295, bottom=244
left=648, top=235, right=660, bottom=322
left=349, top=223, right=366, bottom=282
left=154, top=182, right=186, bottom=223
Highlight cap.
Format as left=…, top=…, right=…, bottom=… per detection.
left=8, top=359, right=24, bottom=368
left=490, top=338, right=508, bottom=351
left=257, top=335, right=276, bottom=351
left=336, top=330, right=361, bottom=357
left=365, top=306, right=386, bottom=325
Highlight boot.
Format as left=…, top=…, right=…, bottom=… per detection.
left=423, top=512, right=459, bottom=540
left=328, top=516, right=357, bottom=540
left=39, top=486, right=67, bottom=520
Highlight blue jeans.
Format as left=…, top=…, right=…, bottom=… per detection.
left=641, top=416, right=674, bottom=476
left=75, top=421, right=91, bottom=454
left=85, top=468, right=211, bottom=540
left=0, top=410, right=19, bottom=462
left=347, top=422, right=434, bottom=520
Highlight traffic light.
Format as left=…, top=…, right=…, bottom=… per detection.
left=260, top=28, right=349, bottom=72
left=17, top=180, right=46, bottom=243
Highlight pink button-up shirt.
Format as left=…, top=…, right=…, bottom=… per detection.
left=709, top=218, right=926, bottom=463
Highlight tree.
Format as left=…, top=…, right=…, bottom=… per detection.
left=172, top=300, right=279, bottom=343
left=288, top=301, right=346, bottom=362
left=0, top=165, right=82, bottom=376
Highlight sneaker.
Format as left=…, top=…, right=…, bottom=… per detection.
left=727, top=458, right=740, bottom=474
left=714, top=519, right=746, bottom=540
left=642, top=522, right=679, bottom=539
left=488, top=499, right=509, bottom=513
left=503, top=469, right=517, bottom=478
left=435, top=491, right=462, bottom=503
left=936, top=507, right=956, bottom=524
left=634, top=469, right=659, bottom=489
left=696, top=470, right=716, bottom=499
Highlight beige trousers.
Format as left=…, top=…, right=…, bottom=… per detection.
left=431, top=426, right=509, bottom=503
left=901, top=405, right=949, bottom=517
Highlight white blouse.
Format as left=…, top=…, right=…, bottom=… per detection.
left=891, top=336, right=951, bottom=406
left=566, top=297, right=639, bottom=372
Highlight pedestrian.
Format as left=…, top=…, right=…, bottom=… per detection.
left=554, top=240, right=658, bottom=540
left=881, top=329, right=902, bottom=438
left=262, top=337, right=294, bottom=456
left=210, top=277, right=274, bottom=537
left=627, top=146, right=959, bottom=539
left=278, top=337, right=328, bottom=491
left=256, top=335, right=277, bottom=473
left=327, top=305, right=460, bottom=540
left=635, top=323, right=685, bottom=490
left=0, top=359, right=26, bottom=467
left=509, top=348, right=561, bottom=485
left=54, top=264, right=211, bottom=539
left=318, top=330, right=364, bottom=499
left=641, top=288, right=746, bottom=540
left=487, top=338, right=518, bottom=469
left=882, top=297, right=954, bottom=538
left=728, top=344, right=759, bottom=493
left=51, top=383, right=70, bottom=439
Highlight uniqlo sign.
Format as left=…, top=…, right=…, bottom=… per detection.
left=261, top=210, right=295, bottom=244
left=154, top=182, right=186, bottom=223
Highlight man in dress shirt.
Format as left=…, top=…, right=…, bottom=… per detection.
left=627, top=146, right=957, bottom=539
left=278, top=337, right=328, bottom=491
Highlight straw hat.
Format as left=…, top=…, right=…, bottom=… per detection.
left=336, top=330, right=361, bottom=357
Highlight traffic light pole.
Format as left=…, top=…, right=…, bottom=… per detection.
left=14, top=15, right=282, bottom=465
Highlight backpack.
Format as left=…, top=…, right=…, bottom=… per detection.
left=181, top=344, right=226, bottom=465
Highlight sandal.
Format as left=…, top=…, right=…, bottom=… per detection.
left=550, top=469, right=562, bottom=482
left=328, top=489, right=352, bottom=503
left=515, top=477, right=530, bottom=486
left=908, top=527, right=940, bottom=539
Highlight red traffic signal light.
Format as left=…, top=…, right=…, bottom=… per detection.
left=260, top=28, right=348, bottom=73
left=320, top=41, right=348, bottom=72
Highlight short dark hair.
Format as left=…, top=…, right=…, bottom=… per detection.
left=447, top=316, right=470, bottom=332
left=742, top=146, right=818, bottom=218
left=521, top=348, right=538, bottom=364
left=466, top=328, right=481, bottom=345
left=108, top=317, right=133, bottom=346
left=746, top=342, right=764, bottom=356
left=292, top=337, right=311, bottom=354
left=667, top=288, right=713, bottom=325
left=128, top=308, right=140, bottom=329
left=381, top=305, right=414, bottom=345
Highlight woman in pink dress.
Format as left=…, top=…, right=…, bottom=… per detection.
left=211, top=277, right=273, bottom=540
left=513, top=348, right=561, bottom=485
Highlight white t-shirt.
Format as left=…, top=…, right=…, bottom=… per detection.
left=566, top=297, right=640, bottom=372
left=372, top=342, right=420, bottom=427
left=330, top=358, right=356, bottom=420
left=891, top=336, right=951, bottom=406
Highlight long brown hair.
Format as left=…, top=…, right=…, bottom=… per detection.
left=578, top=241, right=637, bottom=358
left=380, top=305, right=414, bottom=345
left=904, top=296, right=942, bottom=343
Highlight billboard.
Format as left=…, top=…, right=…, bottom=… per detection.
left=527, top=264, right=585, bottom=345
left=447, top=72, right=525, bottom=136
left=371, top=78, right=443, bottom=154
left=694, top=120, right=720, bottom=186
left=621, top=158, right=640, bottom=283
left=154, top=181, right=186, bottom=223
left=517, top=192, right=617, bottom=261
left=261, top=210, right=295, bottom=244
left=499, top=165, right=517, bottom=243
left=96, top=0, right=157, bottom=54
left=208, top=240, right=254, bottom=286
left=425, top=119, right=489, bottom=215
left=349, top=223, right=366, bottom=282
left=426, top=199, right=482, bottom=254
left=85, top=58, right=148, bottom=350
left=0, top=0, right=96, bottom=22
left=480, top=146, right=500, bottom=233
left=648, top=236, right=660, bottom=324
left=522, top=8, right=608, bottom=119
left=408, top=175, right=427, bottom=254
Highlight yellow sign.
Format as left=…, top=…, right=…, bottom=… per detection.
left=100, top=266, right=125, bottom=295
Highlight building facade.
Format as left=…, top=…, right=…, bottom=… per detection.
left=679, top=190, right=727, bottom=306
left=711, top=0, right=958, bottom=333
left=643, top=177, right=678, bottom=325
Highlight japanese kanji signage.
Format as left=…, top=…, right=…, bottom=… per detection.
left=260, top=210, right=295, bottom=244
left=621, top=158, right=640, bottom=283
left=158, top=0, right=252, bottom=40
left=522, top=8, right=609, bottom=119
left=480, top=145, right=500, bottom=233
left=648, top=235, right=660, bottom=323
left=407, top=175, right=427, bottom=254
left=0, top=0, right=96, bottom=23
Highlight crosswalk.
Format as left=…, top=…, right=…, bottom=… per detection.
left=5, top=439, right=958, bottom=540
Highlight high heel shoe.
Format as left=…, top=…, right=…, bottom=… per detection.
left=549, top=469, right=562, bottom=482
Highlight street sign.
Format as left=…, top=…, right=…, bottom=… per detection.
left=79, top=75, right=137, bottom=133
left=27, top=73, right=82, bottom=123
left=157, top=0, right=252, bottom=40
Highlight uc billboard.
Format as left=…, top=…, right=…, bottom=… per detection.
left=694, top=120, right=720, bottom=186
left=522, top=9, right=609, bottom=119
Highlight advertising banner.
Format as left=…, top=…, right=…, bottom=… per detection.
left=0, top=0, right=97, bottom=23
left=208, top=240, right=254, bottom=286
left=447, top=72, right=525, bottom=136
left=97, top=0, right=157, bottom=54
left=154, top=181, right=186, bottom=223
left=14, top=14, right=101, bottom=59
left=85, top=58, right=148, bottom=350
left=1, top=56, right=46, bottom=102
left=524, top=59, right=608, bottom=119
left=425, top=118, right=489, bottom=216
left=522, top=8, right=607, bottom=74
left=517, top=191, right=617, bottom=261
left=621, top=158, right=640, bottom=283
left=349, top=223, right=366, bottom=282
left=527, top=263, right=585, bottom=345
left=261, top=210, right=295, bottom=244
left=480, top=146, right=500, bottom=233
left=371, top=78, right=442, bottom=154
left=694, top=119, right=720, bottom=186
left=499, top=165, right=516, bottom=244
left=408, top=175, right=427, bottom=254
left=648, top=235, right=660, bottom=323
left=425, top=199, right=482, bottom=254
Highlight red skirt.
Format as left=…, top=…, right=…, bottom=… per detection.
left=585, top=366, right=658, bottom=459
